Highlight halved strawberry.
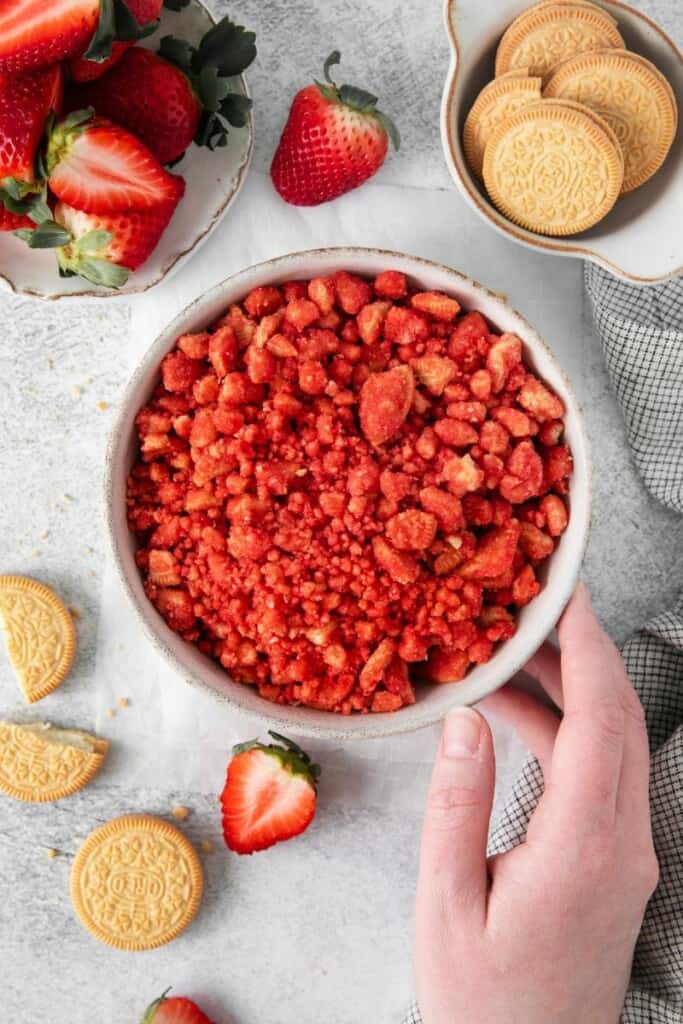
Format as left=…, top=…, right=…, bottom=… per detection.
left=141, top=990, right=215, bottom=1024
left=69, top=0, right=162, bottom=82
left=0, top=0, right=160, bottom=75
left=46, top=109, right=184, bottom=211
left=16, top=188, right=184, bottom=288
left=0, top=64, right=62, bottom=229
left=221, top=732, right=320, bottom=855
left=0, top=0, right=99, bottom=73
left=67, top=15, right=256, bottom=165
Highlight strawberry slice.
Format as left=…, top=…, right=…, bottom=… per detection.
left=221, top=732, right=320, bottom=854
left=47, top=109, right=184, bottom=212
left=141, top=990, right=215, bottom=1024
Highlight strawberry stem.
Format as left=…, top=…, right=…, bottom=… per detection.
left=85, top=0, right=160, bottom=64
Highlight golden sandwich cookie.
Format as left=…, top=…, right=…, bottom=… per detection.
left=0, top=575, right=76, bottom=703
left=544, top=49, right=678, bottom=192
left=0, top=720, right=108, bottom=802
left=495, top=3, right=624, bottom=77
left=464, top=74, right=543, bottom=179
left=532, top=0, right=618, bottom=27
left=482, top=99, right=624, bottom=235
left=71, top=814, right=204, bottom=951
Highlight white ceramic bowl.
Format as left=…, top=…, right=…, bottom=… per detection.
left=105, top=248, right=591, bottom=740
left=0, top=0, right=253, bottom=300
left=441, top=0, right=683, bottom=284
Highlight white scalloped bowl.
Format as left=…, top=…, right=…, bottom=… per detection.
left=0, top=0, right=253, bottom=300
left=105, top=248, right=591, bottom=740
left=441, top=0, right=683, bottom=283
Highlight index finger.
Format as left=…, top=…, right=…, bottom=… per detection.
left=544, top=583, right=629, bottom=834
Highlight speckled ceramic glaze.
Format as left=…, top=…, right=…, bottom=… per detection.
left=0, top=0, right=253, bottom=301
left=105, top=248, right=591, bottom=740
left=441, top=0, right=683, bottom=283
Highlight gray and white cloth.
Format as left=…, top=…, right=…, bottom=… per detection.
left=404, top=266, right=683, bottom=1024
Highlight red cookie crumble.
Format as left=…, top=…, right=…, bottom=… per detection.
left=127, top=270, right=572, bottom=715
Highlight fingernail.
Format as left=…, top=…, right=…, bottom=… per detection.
left=443, top=708, right=482, bottom=758
left=575, top=580, right=590, bottom=604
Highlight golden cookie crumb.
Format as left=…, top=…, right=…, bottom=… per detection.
left=97, top=401, right=109, bottom=412
left=117, top=697, right=129, bottom=709
left=47, top=848, right=58, bottom=860
left=71, top=386, right=82, bottom=398
left=40, top=530, right=49, bottom=541
left=105, top=708, right=116, bottom=719
left=172, top=805, right=190, bottom=821
left=69, top=607, right=81, bottom=621
left=200, top=840, right=214, bottom=854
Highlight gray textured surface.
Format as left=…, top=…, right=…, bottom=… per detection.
left=0, top=1, right=681, bottom=1023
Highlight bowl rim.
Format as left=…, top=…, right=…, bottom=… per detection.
left=0, top=0, right=254, bottom=303
left=440, top=0, right=683, bottom=284
left=104, top=246, right=592, bottom=740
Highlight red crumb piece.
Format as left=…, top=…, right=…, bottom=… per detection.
left=127, top=273, right=572, bottom=715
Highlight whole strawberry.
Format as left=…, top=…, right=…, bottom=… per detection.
left=221, top=732, right=320, bottom=854
left=67, top=16, right=256, bottom=165
left=141, top=989, right=216, bottom=1024
left=270, top=50, right=400, bottom=206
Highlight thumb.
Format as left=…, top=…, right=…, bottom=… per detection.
left=417, top=707, right=495, bottom=926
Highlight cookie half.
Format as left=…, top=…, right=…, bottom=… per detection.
left=482, top=99, right=624, bottom=235
left=495, top=4, right=624, bottom=77
left=544, top=49, right=678, bottom=191
left=464, top=74, right=543, bottom=179
left=0, top=721, right=108, bottom=802
left=0, top=575, right=76, bottom=703
left=71, top=815, right=204, bottom=951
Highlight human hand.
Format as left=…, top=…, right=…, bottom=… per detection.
left=414, top=583, right=658, bottom=1024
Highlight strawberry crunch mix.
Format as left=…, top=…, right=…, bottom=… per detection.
left=127, top=271, right=572, bottom=714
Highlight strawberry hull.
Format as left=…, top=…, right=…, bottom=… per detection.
left=68, top=0, right=163, bottom=82
left=0, top=0, right=99, bottom=74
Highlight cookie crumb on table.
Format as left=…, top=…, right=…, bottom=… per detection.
left=105, top=708, right=116, bottom=719
left=172, top=806, right=190, bottom=821
left=200, top=840, right=214, bottom=854
left=97, top=401, right=109, bottom=412
left=47, top=848, right=58, bottom=860
left=117, top=697, right=129, bottom=708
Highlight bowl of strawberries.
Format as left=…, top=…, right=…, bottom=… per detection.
left=0, top=0, right=255, bottom=299
left=106, top=247, right=591, bottom=740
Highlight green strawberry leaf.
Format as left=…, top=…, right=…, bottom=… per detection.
left=194, top=16, right=257, bottom=77
left=376, top=110, right=400, bottom=150
left=219, top=92, right=252, bottom=128
left=77, top=229, right=112, bottom=253
left=338, top=84, right=378, bottom=112
left=86, top=0, right=159, bottom=61
left=15, top=220, right=72, bottom=249
left=194, top=111, right=228, bottom=151
left=158, top=34, right=195, bottom=74
left=77, top=257, right=130, bottom=289
left=0, top=178, right=51, bottom=222
left=85, top=0, right=116, bottom=62
left=163, top=0, right=190, bottom=8
left=196, top=65, right=233, bottom=112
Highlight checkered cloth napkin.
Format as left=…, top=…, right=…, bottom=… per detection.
left=404, top=266, right=683, bottom=1024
